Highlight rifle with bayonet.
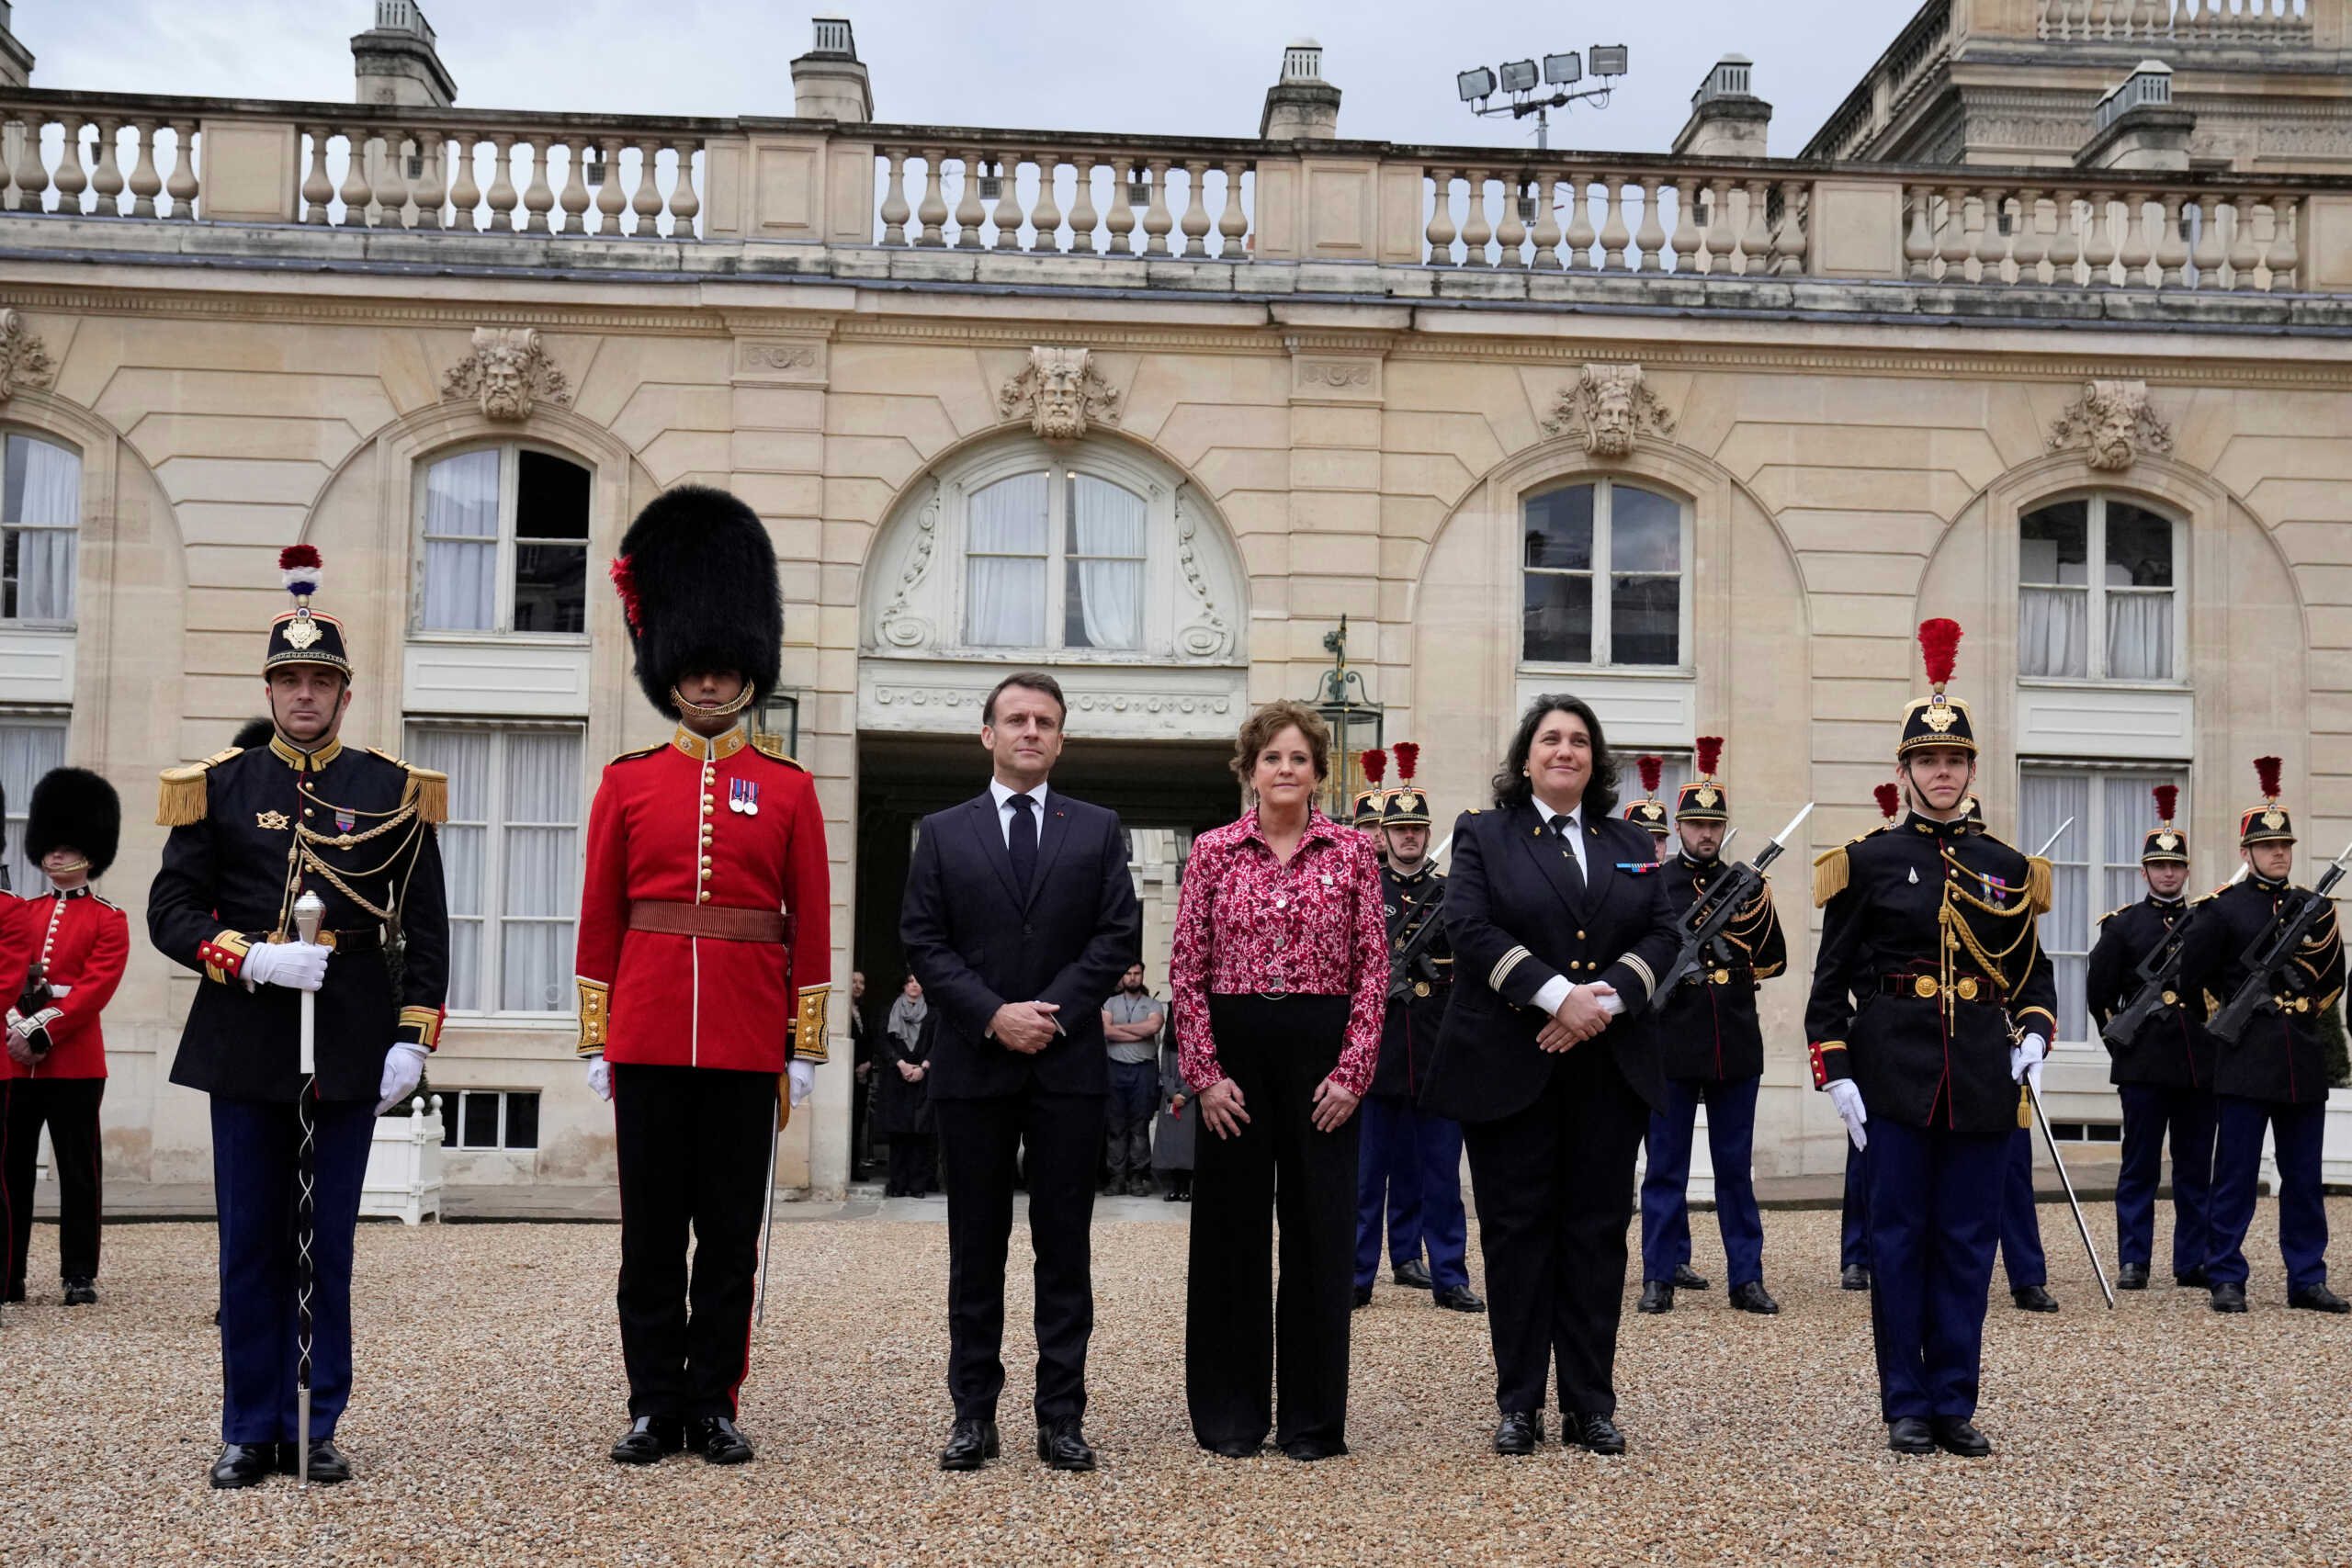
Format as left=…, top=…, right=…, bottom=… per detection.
left=1655, top=804, right=1814, bottom=996
left=2102, top=865, right=2246, bottom=1049
left=2206, top=838, right=2352, bottom=1045
left=1385, top=874, right=1451, bottom=1005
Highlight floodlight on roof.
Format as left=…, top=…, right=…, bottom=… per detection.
left=1456, top=66, right=1497, bottom=102
left=1544, top=51, right=1582, bottom=85
left=1498, top=59, right=1539, bottom=95
left=1590, top=43, right=1629, bottom=76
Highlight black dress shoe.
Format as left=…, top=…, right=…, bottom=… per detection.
left=1351, top=1283, right=1373, bottom=1310
left=2011, top=1284, right=2059, bottom=1313
left=1886, top=1416, right=1934, bottom=1455
left=1931, top=1416, right=1992, bottom=1458
left=1206, top=1438, right=1261, bottom=1459
left=1036, top=1416, right=1096, bottom=1472
left=1432, top=1283, right=1487, bottom=1314
left=2176, top=1266, right=2210, bottom=1288
left=1565, top=1412, right=1625, bottom=1455
left=2290, top=1283, right=2351, bottom=1314
left=689, top=1416, right=755, bottom=1464
left=1492, top=1410, right=1542, bottom=1456
left=1281, top=1437, right=1347, bottom=1461
left=610, top=1416, right=684, bottom=1464
left=1393, top=1258, right=1433, bottom=1291
left=1729, top=1280, right=1780, bottom=1315
left=939, top=1418, right=1000, bottom=1471
left=2210, top=1281, right=2248, bottom=1314
left=209, top=1442, right=276, bottom=1488
left=1163, top=1186, right=1182, bottom=1202
left=276, top=1438, right=352, bottom=1483
left=1636, top=1280, right=1674, bottom=1314
left=1671, top=1263, right=1711, bottom=1291
left=2116, top=1262, right=2150, bottom=1292
left=62, top=1278, right=96, bottom=1306
left=1840, top=1264, right=1871, bottom=1292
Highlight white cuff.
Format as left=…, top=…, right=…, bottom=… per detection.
left=1596, top=988, right=1626, bottom=1017
left=1532, top=976, right=1572, bottom=1017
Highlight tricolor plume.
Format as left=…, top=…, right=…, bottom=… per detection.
left=1393, top=740, right=1420, bottom=782
left=2255, top=755, right=2283, bottom=801
left=1360, top=748, right=1387, bottom=787
left=1873, top=782, right=1902, bottom=821
left=2153, top=784, right=2179, bottom=823
left=1917, top=618, right=1962, bottom=688
left=1693, top=736, right=1724, bottom=779
left=278, top=544, right=322, bottom=596
left=1637, top=754, right=1664, bottom=795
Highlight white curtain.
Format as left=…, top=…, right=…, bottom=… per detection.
left=2105, top=590, right=2173, bottom=682
left=422, top=450, right=500, bottom=631
left=964, top=472, right=1047, bottom=647
left=1070, top=476, right=1144, bottom=649
left=0, top=721, right=65, bottom=896
left=2022, top=771, right=2091, bottom=1042
left=2018, top=586, right=2087, bottom=678
left=2103, top=774, right=2159, bottom=914
left=5, top=435, right=78, bottom=623
left=409, top=727, right=490, bottom=1010
left=500, top=730, right=581, bottom=1012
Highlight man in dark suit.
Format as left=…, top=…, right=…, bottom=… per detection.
left=899, top=671, right=1142, bottom=1472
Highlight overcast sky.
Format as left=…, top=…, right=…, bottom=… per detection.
left=19, top=1, right=1909, bottom=157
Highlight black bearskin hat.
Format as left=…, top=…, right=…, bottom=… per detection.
left=232, top=717, right=276, bottom=751
left=27, top=766, right=122, bottom=879
left=609, top=485, right=783, bottom=720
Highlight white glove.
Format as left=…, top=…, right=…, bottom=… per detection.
left=2010, top=1032, right=2048, bottom=1096
left=787, top=1060, right=815, bottom=1108
left=376, top=1041, right=427, bottom=1115
left=1826, top=1077, right=1869, bottom=1152
left=585, top=1053, right=612, bottom=1102
left=241, top=940, right=330, bottom=992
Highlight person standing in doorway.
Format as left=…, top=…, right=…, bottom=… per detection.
left=850, top=970, right=876, bottom=1181
left=900, top=671, right=1142, bottom=1472
left=877, top=976, right=937, bottom=1197
left=1101, top=963, right=1166, bottom=1197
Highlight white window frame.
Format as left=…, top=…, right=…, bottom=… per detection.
left=0, top=711, right=67, bottom=895
left=954, top=452, right=1159, bottom=659
left=444, top=1089, right=541, bottom=1151
left=411, top=443, right=593, bottom=642
left=404, top=718, right=586, bottom=1020
left=0, top=430, right=80, bottom=629
left=2018, top=491, right=2186, bottom=686
left=1518, top=478, right=1695, bottom=673
left=2020, top=761, right=2188, bottom=1048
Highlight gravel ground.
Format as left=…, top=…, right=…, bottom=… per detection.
left=4, top=1201, right=2349, bottom=1567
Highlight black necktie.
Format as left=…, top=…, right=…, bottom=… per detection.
left=1551, top=814, right=1587, bottom=898
left=1008, top=793, right=1038, bottom=894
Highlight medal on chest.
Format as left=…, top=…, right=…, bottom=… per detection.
left=335, top=807, right=356, bottom=833
left=729, top=778, right=761, bottom=816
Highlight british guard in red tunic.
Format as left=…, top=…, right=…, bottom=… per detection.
left=3, top=768, right=128, bottom=1307
left=577, top=485, right=831, bottom=1468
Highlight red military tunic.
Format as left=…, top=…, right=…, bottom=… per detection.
left=0, top=887, right=130, bottom=1081
left=573, top=725, right=830, bottom=1072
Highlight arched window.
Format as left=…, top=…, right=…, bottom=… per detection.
left=2018, top=494, right=2181, bottom=683
left=965, top=469, right=1148, bottom=650
left=414, top=444, right=591, bottom=636
left=0, top=431, right=80, bottom=626
left=1521, top=479, right=1688, bottom=669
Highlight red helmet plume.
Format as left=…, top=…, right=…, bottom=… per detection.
left=2255, top=755, right=2282, bottom=801
left=1693, top=736, right=1724, bottom=779
left=607, top=554, right=643, bottom=635
left=1637, top=754, right=1664, bottom=795
left=1392, top=740, right=1419, bottom=783
left=1873, top=782, right=1901, bottom=821
left=1360, top=748, right=1387, bottom=787
left=1917, top=618, right=1962, bottom=689
left=2152, top=784, right=2179, bottom=824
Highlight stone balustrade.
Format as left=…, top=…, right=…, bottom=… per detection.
left=871, top=142, right=1254, bottom=259
left=0, top=108, right=199, bottom=219
left=295, top=124, right=703, bottom=236
left=1900, top=181, right=2304, bottom=290
left=2038, top=0, right=2312, bottom=42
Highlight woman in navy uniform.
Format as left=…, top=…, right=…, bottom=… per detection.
left=2085, top=784, right=2218, bottom=1292
left=2180, top=757, right=2347, bottom=1314
left=1804, top=621, right=2055, bottom=1459
left=148, top=547, right=448, bottom=1487
left=1423, top=694, right=1679, bottom=1458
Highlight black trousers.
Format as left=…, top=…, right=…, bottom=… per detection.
left=5, top=1076, right=105, bottom=1287
left=1186, top=995, right=1361, bottom=1451
left=1462, top=1042, right=1649, bottom=1417
left=888, top=1133, right=937, bottom=1195
left=933, top=1088, right=1102, bottom=1424
left=612, top=1064, right=776, bottom=1422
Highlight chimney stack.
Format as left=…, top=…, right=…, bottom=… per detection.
left=0, top=2, right=35, bottom=89
left=1261, top=39, right=1340, bottom=141
left=352, top=0, right=457, bottom=107
left=792, top=17, right=874, bottom=122
left=1671, top=55, right=1770, bottom=159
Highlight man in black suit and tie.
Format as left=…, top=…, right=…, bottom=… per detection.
left=899, top=671, right=1143, bottom=1472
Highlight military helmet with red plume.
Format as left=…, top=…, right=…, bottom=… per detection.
left=1380, top=741, right=1433, bottom=830
left=1898, top=617, right=1974, bottom=758
left=2239, top=755, right=2295, bottom=848
left=1676, top=736, right=1730, bottom=824
left=1351, top=747, right=1390, bottom=829
left=2143, top=782, right=2188, bottom=865
left=1623, top=753, right=1670, bottom=837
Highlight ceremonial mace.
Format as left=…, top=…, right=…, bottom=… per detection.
left=2019, top=818, right=2116, bottom=1310
left=292, top=888, right=327, bottom=1483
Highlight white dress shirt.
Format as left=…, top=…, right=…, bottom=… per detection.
left=1528, top=798, right=1627, bottom=1021
left=989, top=776, right=1049, bottom=847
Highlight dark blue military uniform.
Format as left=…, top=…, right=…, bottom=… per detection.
left=1354, top=858, right=1467, bottom=1292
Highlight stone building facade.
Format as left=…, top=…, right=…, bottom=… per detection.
left=0, top=2, right=2349, bottom=1195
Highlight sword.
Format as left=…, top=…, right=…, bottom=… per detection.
left=2034, top=818, right=2074, bottom=859
left=2025, top=1077, right=2115, bottom=1310
left=290, top=888, right=327, bottom=1483
left=754, top=1104, right=780, bottom=1326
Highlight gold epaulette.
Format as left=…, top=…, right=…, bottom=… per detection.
left=156, top=746, right=244, bottom=827
left=1812, top=828, right=1886, bottom=908
left=2098, top=904, right=2132, bottom=926
left=2026, top=855, right=2053, bottom=916
left=752, top=733, right=808, bottom=771
left=367, top=748, right=448, bottom=826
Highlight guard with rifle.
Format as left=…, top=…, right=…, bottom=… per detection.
left=2179, top=756, right=2347, bottom=1314
left=1804, top=620, right=2057, bottom=1458
left=147, top=546, right=449, bottom=1488
left=1352, top=744, right=1483, bottom=1314
left=2086, top=784, right=2219, bottom=1292
left=1635, top=738, right=1788, bottom=1317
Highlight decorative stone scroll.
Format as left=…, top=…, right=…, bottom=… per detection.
left=2047, top=379, right=2172, bottom=473
left=443, top=327, right=571, bottom=423
left=1542, top=363, right=1675, bottom=458
left=875, top=480, right=943, bottom=649
left=0, top=310, right=56, bottom=404
left=1173, top=488, right=1233, bottom=660
left=999, top=346, right=1120, bottom=441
